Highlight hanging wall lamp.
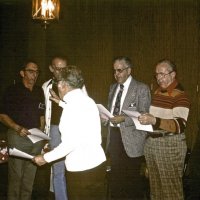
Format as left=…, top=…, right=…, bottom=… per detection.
left=32, top=0, right=60, bottom=29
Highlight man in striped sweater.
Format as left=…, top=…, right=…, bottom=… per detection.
left=138, top=59, right=190, bottom=200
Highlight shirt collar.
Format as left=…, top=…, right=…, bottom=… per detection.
left=63, top=88, right=82, bottom=102
left=119, top=75, right=132, bottom=89
left=47, top=79, right=53, bottom=87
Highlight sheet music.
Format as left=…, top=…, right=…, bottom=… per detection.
left=28, top=128, right=51, bottom=143
left=9, top=148, right=33, bottom=159
left=122, top=110, right=153, bottom=132
left=97, top=104, right=114, bottom=120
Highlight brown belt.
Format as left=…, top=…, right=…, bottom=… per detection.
left=147, top=132, right=177, bottom=138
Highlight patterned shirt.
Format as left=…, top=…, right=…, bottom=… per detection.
left=150, top=80, right=190, bottom=133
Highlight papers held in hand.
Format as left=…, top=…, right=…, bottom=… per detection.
left=96, top=104, right=114, bottom=120
left=28, top=128, right=51, bottom=143
left=122, top=110, right=153, bottom=132
left=9, top=148, right=33, bottom=159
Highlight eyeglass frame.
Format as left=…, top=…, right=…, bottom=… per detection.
left=154, top=71, right=174, bottom=79
left=24, top=69, right=40, bottom=75
left=113, top=66, right=130, bottom=74
left=50, top=65, right=67, bottom=72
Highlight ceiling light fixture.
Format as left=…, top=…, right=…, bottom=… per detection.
left=32, top=0, right=60, bottom=29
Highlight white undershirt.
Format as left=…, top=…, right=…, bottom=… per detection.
left=111, top=75, right=132, bottom=115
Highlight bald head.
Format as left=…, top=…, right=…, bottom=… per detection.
left=49, top=56, right=68, bottom=79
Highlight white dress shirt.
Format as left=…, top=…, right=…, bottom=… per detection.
left=44, top=88, right=106, bottom=171
left=42, top=79, right=88, bottom=136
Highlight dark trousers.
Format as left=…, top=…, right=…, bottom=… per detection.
left=7, top=129, right=45, bottom=200
left=109, top=127, right=146, bottom=200
left=184, top=127, right=200, bottom=200
left=66, top=163, right=106, bottom=200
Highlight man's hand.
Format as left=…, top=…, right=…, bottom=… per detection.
left=15, top=126, right=31, bottom=137
left=138, top=113, right=156, bottom=125
left=110, top=115, right=125, bottom=125
left=49, top=89, right=60, bottom=104
left=32, top=155, right=47, bottom=166
left=0, top=114, right=30, bottom=137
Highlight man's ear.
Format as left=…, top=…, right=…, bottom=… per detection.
left=20, top=70, right=24, bottom=77
left=171, top=71, right=176, bottom=79
left=49, top=65, right=54, bottom=72
left=128, top=67, right=132, bottom=75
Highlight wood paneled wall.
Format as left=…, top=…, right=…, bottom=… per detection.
left=0, top=0, right=200, bottom=147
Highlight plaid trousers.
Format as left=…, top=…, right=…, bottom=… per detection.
left=144, top=134, right=187, bottom=200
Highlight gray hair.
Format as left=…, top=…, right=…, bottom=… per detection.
left=58, top=65, right=84, bottom=89
left=156, top=59, right=177, bottom=72
left=113, top=56, right=133, bottom=69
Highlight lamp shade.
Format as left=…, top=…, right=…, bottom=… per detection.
left=32, top=0, right=60, bottom=27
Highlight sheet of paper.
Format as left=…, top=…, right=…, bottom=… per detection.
left=122, top=110, right=153, bottom=132
left=28, top=128, right=50, bottom=143
left=9, top=148, right=33, bottom=159
left=97, top=104, right=114, bottom=120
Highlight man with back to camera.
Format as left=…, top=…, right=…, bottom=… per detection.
left=138, top=59, right=190, bottom=200
left=42, top=56, right=87, bottom=200
left=103, top=56, right=151, bottom=199
left=33, top=65, right=106, bottom=200
left=0, top=60, right=45, bottom=200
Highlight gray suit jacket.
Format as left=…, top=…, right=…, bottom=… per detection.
left=107, top=77, right=151, bottom=157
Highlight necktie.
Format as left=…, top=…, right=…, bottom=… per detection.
left=113, top=84, right=124, bottom=115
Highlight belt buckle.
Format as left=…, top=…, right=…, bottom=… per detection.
left=163, top=132, right=175, bottom=137
left=167, top=133, right=175, bottom=136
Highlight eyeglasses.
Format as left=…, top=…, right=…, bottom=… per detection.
left=24, top=69, right=40, bottom=75
left=51, top=65, right=67, bottom=72
left=113, top=67, right=129, bottom=74
left=154, top=71, right=173, bottom=79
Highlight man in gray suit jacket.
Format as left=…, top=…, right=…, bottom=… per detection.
left=106, top=56, right=151, bottom=199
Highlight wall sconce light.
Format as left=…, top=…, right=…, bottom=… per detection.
left=32, top=0, right=60, bottom=29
